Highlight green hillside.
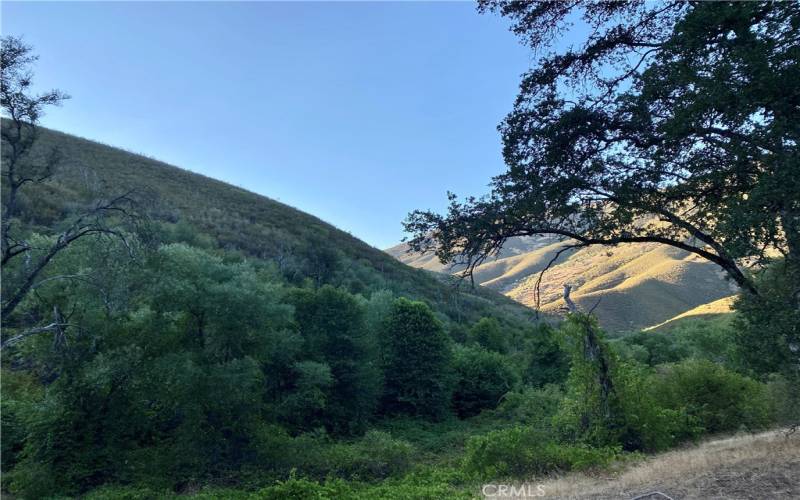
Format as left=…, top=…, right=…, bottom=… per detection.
left=18, top=124, right=532, bottom=327
left=4, top=123, right=573, bottom=498
left=3, top=1, right=798, bottom=497
left=2, top=128, right=788, bottom=500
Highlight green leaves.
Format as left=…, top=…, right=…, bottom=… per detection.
left=410, top=2, right=800, bottom=298
left=451, top=345, right=519, bottom=418
left=381, top=298, right=453, bottom=420
left=468, top=317, right=507, bottom=353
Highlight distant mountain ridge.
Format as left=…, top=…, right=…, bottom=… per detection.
left=387, top=235, right=738, bottom=332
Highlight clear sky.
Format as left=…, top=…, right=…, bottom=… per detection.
left=2, top=1, right=534, bottom=249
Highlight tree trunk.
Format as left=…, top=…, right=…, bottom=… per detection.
left=564, top=284, right=615, bottom=420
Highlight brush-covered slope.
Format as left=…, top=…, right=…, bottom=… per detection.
left=21, top=125, right=532, bottom=326
left=387, top=236, right=738, bottom=332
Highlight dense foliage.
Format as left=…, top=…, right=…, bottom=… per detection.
left=451, top=346, right=519, bottom=418
left=381, top=298, right=454, bottom=420
left=0, top=216, right=789, bottom=498
left=2, top=4, right=797, bottom=496
left=0, top=37, right=561, bottom=498
left=406, top=0, right=800, bottom=310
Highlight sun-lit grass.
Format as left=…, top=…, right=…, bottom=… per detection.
left=524, top=429, right=800, bottom=499
left=644, top=295, right=736, bottom=332
left=391, top=236, right=737, bottom=332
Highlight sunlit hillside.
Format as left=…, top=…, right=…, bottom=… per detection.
left=645, top=295, right=736, bottom=332
left=387, top=237, right=739, bottom=331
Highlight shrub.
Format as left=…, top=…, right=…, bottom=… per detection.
left=451, top=346, right=519, bottom=418
left=252, top=474, right=353, bottom=500
left=5, top=459, right=61, bottom=500
left=0, top=369, right=43, bottom=473
left=733, top=261, right=800, bottom=377
left=254, top=427, right=414, bottom=482
left=82, top=485, right=175, bottom=500
left=248, top=467, right=474, bottom=500
left=322, top=431, right=415, bottom=480
left=469, top=317, right=507, bottom=353
left=491, top=385, right=563, bottom=427
left=612, top=331, right=690, bottom=366
left=766, top=373, right=800, bottom=427
left=614, top=364, right=701, bottom=451
left=652, top=359, right=773, bottom=434
left=554, top=315, right=629, bottom=448
left=521, top=325, right=569, bottom=387
left=554, top=316, right=700, bottom=452
left=462, top=426, right=620, bottom=479
left=348, top=467, right=474, bottom=500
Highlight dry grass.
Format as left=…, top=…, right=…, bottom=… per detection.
left=518, top=430, right=800, bottom=499
left=644, top=296, right=736, bottom=332
left=389, top=236, right=737, bottom=332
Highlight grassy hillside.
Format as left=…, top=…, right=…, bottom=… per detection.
left=645, top=296, right=736, bottom=332
left=5, top=125, right=789, bottom=500
left=19, top=125, right=532, bottom=327
left=4, top=123, right=573, bottom=497
left=388, top=237, right=738, bottom=332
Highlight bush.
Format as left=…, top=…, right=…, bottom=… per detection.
left=554, top=316, right=700, bottom=452
left=733, top=261, right=800, bottom=377
left=491, top=385, right=563, bottom=427
left=347, top=467, right=474, bottom=500
left=0, top=369, right=43, bottom=473
left=652, top=359, right=773, bottom=434
left=82, top=485, right=176, bottom=500
left=521, top=325, right=569, bottom=387
left=610, top=318, right=737, bottom=368
left=462, top=426, right=620, bottom=479
left=249, top=467, right=474, bottom=500
left=614, top=364, right=701, bottom=451
left=254, top=427, right=414, bottom=482
left=612, top=330, right=690, bottom=366
left=469, top=317, right=507, bottom=353
left=553, top=315, right=629, bottom=448
left=252, top=474, right=353, bottom=499
left=322, top=431, right=415, bottom=480
left=766, top=373, right=800, bottom=427
left=451, top=346, right=519, bottom=418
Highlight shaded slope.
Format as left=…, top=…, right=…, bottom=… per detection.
left=21, top=125, right=533, bottom=326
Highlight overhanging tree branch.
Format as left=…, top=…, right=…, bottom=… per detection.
left=1, top=192, right=140, bottom=320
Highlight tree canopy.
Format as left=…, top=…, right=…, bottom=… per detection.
left=405, top=1, right=800, bottom=301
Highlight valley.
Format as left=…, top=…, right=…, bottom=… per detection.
left=388, top=237, right=738, bottom=332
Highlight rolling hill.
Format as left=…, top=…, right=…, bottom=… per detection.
left=387, top=236, right=739, bottom=332
left=644, top=295, right=736, bottom=332
left=16, top=124, right=534, bottom=328
left=14, top=123, right=739, bottom=333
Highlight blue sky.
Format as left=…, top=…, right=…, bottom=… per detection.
left=2, top=1, right=534, bottom=249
